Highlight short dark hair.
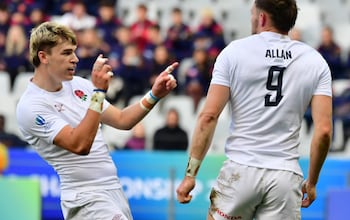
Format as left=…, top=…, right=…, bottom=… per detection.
left=172, top=7, right=182, bottom=14
left=255, top=0, right=298, bottom=33
left=99, top=0, right=115, bottom=7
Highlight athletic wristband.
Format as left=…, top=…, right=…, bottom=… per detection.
left=149, top=91, right=160, bottom=103
left=93, top=88, right=107, bottom=93
left=139, top=90, right=160, bottom=112
left=144, top=90, right=160, bottom=105
left=89, top=91, right=105, bottom=113
left=139, top=99, right=151, bottom=112
left=185, top=157, right=202, bottom=177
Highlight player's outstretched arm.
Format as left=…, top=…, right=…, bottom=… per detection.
left=101, top=62, right=178, bottom=130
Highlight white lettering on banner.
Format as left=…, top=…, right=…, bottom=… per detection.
left=121, top=177, right=204, bottom=200
left=29, top=174, right=60, bottom=197
left=6, top=174, right=211, bottom=201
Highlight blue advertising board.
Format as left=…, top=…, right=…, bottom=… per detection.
left=2, top=149, right=350, bottom=220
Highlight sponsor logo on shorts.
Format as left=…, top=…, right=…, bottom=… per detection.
left=216, top=209, right=242, bottom=220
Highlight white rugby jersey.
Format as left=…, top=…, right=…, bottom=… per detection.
left=16, top=76, right=121, bottom=200
left=212, top=32, right=332, bottom=176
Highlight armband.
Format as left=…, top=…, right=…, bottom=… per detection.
left=185, top=157, right=202, bottom=177
left=139, top=90, right=160, bottom=112
left=93, top=88, right=107, bottom=93
left=89, top=91, right=105, bottom=113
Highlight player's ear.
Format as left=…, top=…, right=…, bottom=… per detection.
left=259, top=12, right=267, bottom=27
left=38, top=50, right=49, bottom=65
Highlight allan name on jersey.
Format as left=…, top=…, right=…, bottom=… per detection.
left=265, top=49, right=292, bottom=60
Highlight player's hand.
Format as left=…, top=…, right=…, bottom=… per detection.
left=91, top=54, right=113, bottom=91
left=151, top=62, right=179, bottom=98
left=301, top=179, right=316, bottom=208
left=176, top=176, right=195, bottom=204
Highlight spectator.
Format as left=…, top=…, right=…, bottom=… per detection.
left=118, top=43, right=150, bottom=106
left=143, top=23, right=164, bottom=61
left=54, top=0, right=96, bottom=32
left=184, top=48, right=213, bottom=111
left=148, top=44, right=176, bottom=89
left=165, top=7, right=193, bottom=61
left=129, top=3, right=155, bottom=53
left=4, top=24, right=32, bottom=90
left=96, top=0, right=121, bottom=51
left=124, top=122, right=146, bottom=150
left=153, top=108, right=188, bottom=151
left=0, top=3, right=10, bottom=34
left=105, top=25, right=133, bottom=104
left=317, top=26, right=345, bottom=79
left=24, top=6, right=49, bottom=37
left=108, top=25, right=133, bottom=73
left=0, top=114, right=28, bottom=148
left=5, top=0, right=32, bottom=15
left=194, top=8, right=226, bottom=60
left=52, top=0, right=101, bottom=17
left=75, top=28, right=104, bottom=78
left=9, top=10, right=28, bottom=26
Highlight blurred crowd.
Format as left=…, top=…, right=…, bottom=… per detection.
left=2, top=0, right=350, bottom=151
left=0, top=0, right=227, bottom=111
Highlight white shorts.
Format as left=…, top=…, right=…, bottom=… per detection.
left=61, top=188, right=133, bottom=220
left=209, top=160, right=303, bottom=220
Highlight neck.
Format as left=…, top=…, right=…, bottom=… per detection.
left=259, top=26, right=288, bottom=35
left=32, top=68, right=63, bottom=92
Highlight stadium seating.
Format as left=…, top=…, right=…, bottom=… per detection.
left=332, top=79, right=350, bottom=97
left=11, top=72, right=34, bottom=102
left=315, top=0, right=350, bottom=26
left=294, top=2, right=322, bottom=47
left=0, top=95, right=20, bottom=137
left=0, top=72, right=11, bottom=97
left=102, top=124, right=133, bottom=150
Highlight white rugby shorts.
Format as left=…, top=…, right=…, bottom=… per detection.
left=209, top=160, right=303, bottom=220
left=61, top=188, right=133, bottom=220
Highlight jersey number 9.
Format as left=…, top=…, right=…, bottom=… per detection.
left=265, top=66, right=285, bottom=107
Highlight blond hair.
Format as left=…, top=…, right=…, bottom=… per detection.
left=29, top=21, right=77, bottom=67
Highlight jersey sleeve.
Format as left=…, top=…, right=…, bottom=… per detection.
left=211, top=44, right=233, bottom=87
left=314, top=59, right=332, bottom=97
left=17, top=100, right=69, bottom=145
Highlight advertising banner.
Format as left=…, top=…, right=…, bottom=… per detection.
left=2, top=149, right=350, bottom=220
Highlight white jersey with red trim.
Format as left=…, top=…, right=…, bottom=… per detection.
left=211, top=31, right=332, bottom=176
left=16, top=76, right=121, bottom=200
